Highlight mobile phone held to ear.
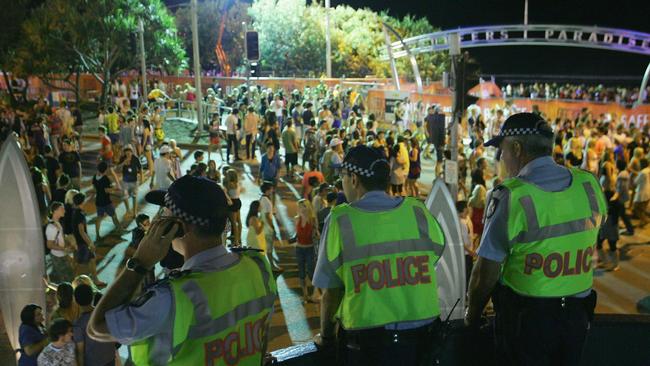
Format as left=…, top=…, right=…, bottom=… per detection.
left=162, top=219, right=184, bottom=239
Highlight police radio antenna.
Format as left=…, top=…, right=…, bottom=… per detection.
left=444, top=298, right=461, bottom=325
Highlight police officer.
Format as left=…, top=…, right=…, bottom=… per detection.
left=313, top=145, right=446, bottom=366
left=465, top=113, right=605, bottom=365
left=87, top=175, right=277, bottom=365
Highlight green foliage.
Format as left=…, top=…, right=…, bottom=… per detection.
left=247, top=0, right=449, bottom=79
left=175, top=0, right=249, bottom=72
left=15, top=0, right=187, bottom=103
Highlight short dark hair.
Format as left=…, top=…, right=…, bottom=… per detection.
left=57, top=174, right=70, bottom=188
left=97, top=161, right=108, bottom=173
left=48, top=318, right=72, bottom=342
left=73, top=192, right=86, bottom=206
left=193, top=150, right=204, bottom=160
left=135, top=213, right=150, bottom=226
left=74, top=284, right=94, bottom=307
left=455, top=200, right=468, bottom=213
left=261, top=182, right=274, bottom=194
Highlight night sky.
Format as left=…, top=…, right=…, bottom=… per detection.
left=166, top=0, right=650, bottom=83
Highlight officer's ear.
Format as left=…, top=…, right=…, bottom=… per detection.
left=512, top=140, right=524, bottom=158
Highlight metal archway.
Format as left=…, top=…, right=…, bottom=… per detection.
left=383, top=24, right=650, bottom=94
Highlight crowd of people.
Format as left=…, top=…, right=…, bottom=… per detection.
left=2, top=75, right=650, bottom=364
left=502, top=82, right=650, bottom=105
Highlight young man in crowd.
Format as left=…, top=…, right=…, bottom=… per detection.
left=37, top=319, right=76, bottom=366
left=259, top=142, right=281, bottom=187
left=90, top=161, right=122, bottom=240
left=282, top=119, right=299, bottom=179
left=116, top=145, right=142, bottom=218
left=58, top=139, right=82, bottom=189
left=98, top=126, right=114, bottom=166
left=73, top=284, right=117, bottom=366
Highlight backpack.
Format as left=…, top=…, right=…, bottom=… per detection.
left=43, top=220, right=60, bottom=256
left=304, top=131, right=317, bottom=152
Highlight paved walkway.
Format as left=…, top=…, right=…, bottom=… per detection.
left=1, top=114, right=649, bottom=364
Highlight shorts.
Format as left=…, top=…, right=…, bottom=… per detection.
left=228, top=198, right=242, bottom=212
left=75, top=244, right=95, bottom=265
left=49, top=255, right=74, bottom=283
left=296, top=246, right=315, bottom=280
left=123, top=181, right=139, bottom=197
left=210, top=136, right=221, bottom=145
left=285, top=153, right=298, bottom=165
left=97, top=204, right=115, bottom=217
left=108, top=133, right=119, bottom=144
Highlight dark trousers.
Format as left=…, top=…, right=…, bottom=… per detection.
left=245, top=134, right=255, bottom=159
left=339, top=320, right=439, bottom=366
left=493, top=284, right=596, bottom=366
left=226, top=134, right=238, bottom=161
left=615, top=200, right=634, bottom=233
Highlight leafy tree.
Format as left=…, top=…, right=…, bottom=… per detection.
left=18, top=0, right=186, bottom=105
left=175, top=1, right=249, bottom=74
left=247, top=0, right=449, bottom=80
left=0, top=0, right=44, bottom=105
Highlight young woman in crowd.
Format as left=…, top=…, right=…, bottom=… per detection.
left=406, top=136, right=421, bottom=197
left=245, top=200, right=267, bottom=252
left=294, top=199, right=320, bottom=303
left=224, top=169, right=243, bottom=246
left=46, top=282, right=79, bottom=325
left=18, top=304, right=48, bottom=366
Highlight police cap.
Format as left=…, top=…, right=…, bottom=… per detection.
left=342, top=145, right=389, bottom=180
left=484, top=112, right=554, bottom=147
left=145, top=175, right=229, bottom=226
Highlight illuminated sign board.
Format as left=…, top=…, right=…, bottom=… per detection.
left=385, top=24, right=650, bottom=59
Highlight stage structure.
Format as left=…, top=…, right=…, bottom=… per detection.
left=382, top=24, right=650, bottom=93
left=0, top=136, right=46, bottom=354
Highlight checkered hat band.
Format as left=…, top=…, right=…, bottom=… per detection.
left=164, top=193, right=210, bottom=226
left=500, top=128, right=541, bottom=137
left=341, top=161, right=374, bottom=177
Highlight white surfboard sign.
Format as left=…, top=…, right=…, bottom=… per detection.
left=425, top=178, right=466, bottom=320
left=0, top=136, right=46, bottom=352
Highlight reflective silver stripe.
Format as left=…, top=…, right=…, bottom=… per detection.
left=179, top=255, right=277, bottom=342
left=519, top=196, right=540, bottom=230
left=148, top=299, right=175, bottom=364
left=332, top=207, right=443, bottom=268
left=511, top=182, right=602, bottom=244
left=413, top=205, right=430, bottom=237
left=181, top=281, right=213, bottom=324
left=186, top=293, right=276, bottom=340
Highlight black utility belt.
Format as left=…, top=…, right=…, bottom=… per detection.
left=503, top=286, right=594, bottom=308
left=344, top=319, right=439, bottom=339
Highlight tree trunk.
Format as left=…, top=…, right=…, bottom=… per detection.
left=2, top=70, right=18, bottom=107
left=74, top=70, right=81, bottom=105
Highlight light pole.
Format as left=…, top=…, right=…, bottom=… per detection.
left=325, top=0, right=332, bottom=78
left=191, top=0, right=204, bottom=132
left=138, top=19, right=147, bottom=109
left=523, top=0, right=529, bottom=38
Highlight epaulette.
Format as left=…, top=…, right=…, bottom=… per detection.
left=229, top=245, right=264, bottom=254
left=166, top=269, right=193, bottom=280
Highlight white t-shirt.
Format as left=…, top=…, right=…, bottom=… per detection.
left=46, top=222, right=66, bottom=257
left=153, top=157, right=173, bottom=189
left=270, top=100, right=284, bottom=117
left=260, top=195, right=274, bottom=234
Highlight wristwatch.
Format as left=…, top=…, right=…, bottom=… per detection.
left=126, top=258, right=151, bottom=275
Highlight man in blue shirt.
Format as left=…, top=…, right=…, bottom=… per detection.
left=258, top=142, right=281, bottom=187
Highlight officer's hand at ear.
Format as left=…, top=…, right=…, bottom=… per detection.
left=132, top=217, right=180, bottom=269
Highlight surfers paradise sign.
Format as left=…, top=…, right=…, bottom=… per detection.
left=385, top=24, right=650, bottom=59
